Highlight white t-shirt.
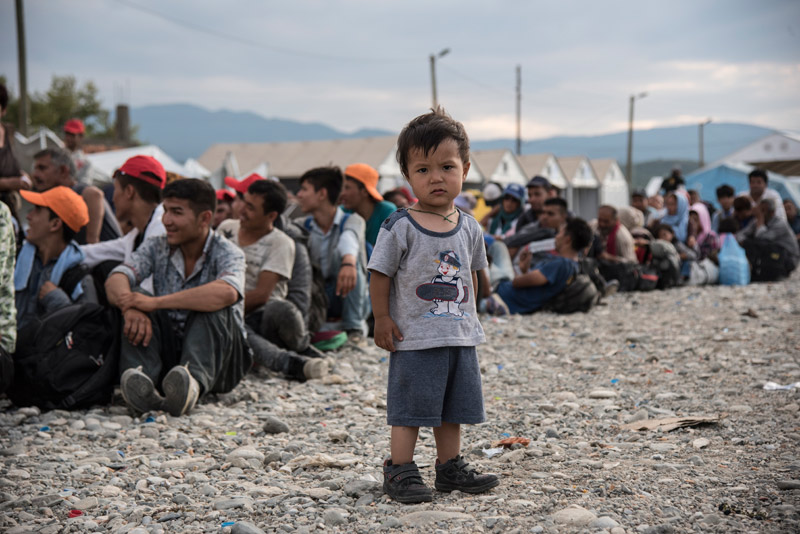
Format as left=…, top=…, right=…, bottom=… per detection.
left=217, top=219, right=295, bottom=309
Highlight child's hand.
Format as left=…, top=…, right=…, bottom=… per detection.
left=374, top=316, right=403, bottom=352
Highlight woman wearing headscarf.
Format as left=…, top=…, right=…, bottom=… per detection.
left=660, top=192, right=689, bottom=244
left=618, top=206, right=645, bottom=233
left=689, top=202, right=720, bottom=260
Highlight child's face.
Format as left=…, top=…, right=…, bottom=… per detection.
left=405, top=138, right=469, bottom=211
left=718, top=195, right=734, bottom=211
left=689, top=211, right=700, bottom=228
left=658, top=228, right=673, bottom=241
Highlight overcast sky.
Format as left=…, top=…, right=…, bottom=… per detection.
left=1, top=0, right=798, bottom=140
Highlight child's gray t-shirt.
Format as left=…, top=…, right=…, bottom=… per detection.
left=368, top=209, right=488, bottom=351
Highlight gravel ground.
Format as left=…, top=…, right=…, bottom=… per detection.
left=1, top=274, right=799, bottom=534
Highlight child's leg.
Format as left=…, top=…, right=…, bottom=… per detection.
left=390, top=426, right=419, bottom=464
left=433, top=422, right=460, bottom=463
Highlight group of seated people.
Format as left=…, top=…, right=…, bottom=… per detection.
left=475, top=168, right=799, bottom=315
left=1, top=140, right=798, bottom=415
left=0, top=146, right=410, bottom=415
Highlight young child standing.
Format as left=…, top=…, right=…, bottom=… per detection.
left=368, top=108, right=499, bottom=503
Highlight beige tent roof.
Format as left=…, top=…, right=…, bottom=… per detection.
left=197, top=136, right=397, bottom=178
left=589, top=158, right=616, bottom=183
left=556, top=156, right=586, bottom=179
left=517, top=153, right=553, bottom=178
left=471, top=149, right=508, bottom=177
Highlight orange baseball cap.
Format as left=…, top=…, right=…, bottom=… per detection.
left=224, top=173, right=264, bottom=195
left=21, top=186, right=89, bottom=232
left=63, top=119, right=85, bottom=135
left=345, top=163, right=382, bottom=202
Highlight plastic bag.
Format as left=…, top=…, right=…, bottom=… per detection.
left=718, top=233, right=750, bottom=286
left=688, top=258, right=720, bottom=286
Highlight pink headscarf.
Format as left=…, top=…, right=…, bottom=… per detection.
left=690, top=202, right=716, bottom=246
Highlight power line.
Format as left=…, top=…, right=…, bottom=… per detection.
left=113, top=0, right=415, bottom=64
left=438, top=64, right=512, bottom=98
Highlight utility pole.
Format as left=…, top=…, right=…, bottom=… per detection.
left=15, top=0, right=29, bottom=135
left=429, top=48, right=450, bottom=109
left=515, top=65, right=521, bottom=155
left=625, top=92, right=647, bottom=189
left=699, top=118, right=712, bottom=168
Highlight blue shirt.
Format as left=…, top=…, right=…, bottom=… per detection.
left=112, top=230, right=247, bottom=340
left=496, top=256, right=578, bottom=314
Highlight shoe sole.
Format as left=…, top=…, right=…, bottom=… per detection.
left=435, top=477, right=500, bottom=494
left=162, top=367, right=196, bottom=417
left=383, top=483, right=433, bottom=503
left=303, top=359, right=329, bottom=380
left=120, top=371, right=162, bottom=413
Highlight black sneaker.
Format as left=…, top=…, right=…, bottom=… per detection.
left=383, top=459, right=433, bottom=504
left=434, top=455, right=499, bottom=494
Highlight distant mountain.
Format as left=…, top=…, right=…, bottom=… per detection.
left=132, top=104, right=394, bottom=161
left=131, top=104, right=776, bottom=172
left=471, top=123, right=774, bottom=168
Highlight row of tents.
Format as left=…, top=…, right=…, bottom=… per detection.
left=14, top=127, right=800, bottom=219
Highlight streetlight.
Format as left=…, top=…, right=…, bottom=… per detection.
left=625, top=92, right=648, bottom=189
left=430, top=48, right=450, bottom=109
left=699, top=118, right=712, bottom=168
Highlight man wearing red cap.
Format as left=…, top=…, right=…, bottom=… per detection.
left=13, top=186, right=96, bottom=331
left=214, top=189, right=235, bottom=229
left=31, top=147, right=121, bottom=244
left=63, top=119, right=91, bottom=185
left=339, top=163, right=397, bottom=248
left=225, top=173, right=264, bottom=220
left=81, top=156, right=167, bottom=291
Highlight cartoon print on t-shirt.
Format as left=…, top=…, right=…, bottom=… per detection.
left=415, top=250, right=468, bottom=317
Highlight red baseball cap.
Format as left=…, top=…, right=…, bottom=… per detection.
left=224, top=173, right=264, bottom=195
left=117, top=155, right=167, bottom=189
left=21, top=186, right=89, bottom=232
left=63, top=119, right=85, bottom=135
left=216, top=189, right=235, bottom=202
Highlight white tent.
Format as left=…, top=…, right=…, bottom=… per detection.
left=85, top=145, right=192, bottom=184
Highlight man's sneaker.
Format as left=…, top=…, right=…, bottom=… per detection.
left=162, top=365, right=200, bottom=417
left=383, top=459, right=433, bottom=504
left=303, top=358, right=329, bottom=380
left=120, top=366, right=165, bottom=413
left=485, top=293, right=510, bottom=316
left=434, top=455, right=499, bottom=494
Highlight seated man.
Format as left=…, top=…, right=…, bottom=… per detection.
left=484, top=218, right=593, bottom=315
left=15, top=187, right=95, bottom=332
left=31, top=147, right=121, bottom=244
left=594, top=204, right=638, bottom=286
left=295, top=166, right=369, bottom=340
left=513, top=176, right=550, bottom=232
left=214, top=189, right=235, bottom=229
left=339, top=163, right=397, bottom=248
left=711, top=184, right=735, bottom=233
left=486, top=184, right=525, bottom=239
left=736, top=198, right=799, bottom=281
left=225, top=173, right=263, bottom=220
left=217, top=179, right=327, bottom=380
left=746, top=169, right=785, bottom=221
left=504, top=193, right=564, bottom=257
left=733, top=196, right=754, bottom=229
left=106, top=179, right=251, bottom=416
left=80, top=155, right=166, bottom=289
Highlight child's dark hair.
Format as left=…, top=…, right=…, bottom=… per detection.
left=163, top=178, right=216, bottom=216
left=114, top=171, right=162, bottom=205
left=248, top=179, right=287, bottom=215
left=299, top=166, right=343, bottom=205
left=748, top=169, right=768, bottom=184
left=655, top=223, right=676, bottom=241
left=716, top=184, right=734, bottom=199
left=396, top=107, right=470, bottom=178
left=564, top=217, right=592, bottom=251
left=733, top=196, right=752, bottom=212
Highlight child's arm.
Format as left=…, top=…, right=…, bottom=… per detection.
left=471, top=270, right=478, bottom=300
left=370, top=271, right=403, bottom=352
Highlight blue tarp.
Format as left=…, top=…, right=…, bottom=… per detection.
left=685, top=162, right=800, bottom=210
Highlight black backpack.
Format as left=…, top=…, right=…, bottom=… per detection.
left=544, top=273, right=599, bottom=314
left=8, top=303, right=121, bottom=410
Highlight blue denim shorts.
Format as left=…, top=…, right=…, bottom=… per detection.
left=387, top=346, right=486, bottom=427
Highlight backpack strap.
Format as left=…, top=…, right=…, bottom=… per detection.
left=58, top=263, right=90, bottom=299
